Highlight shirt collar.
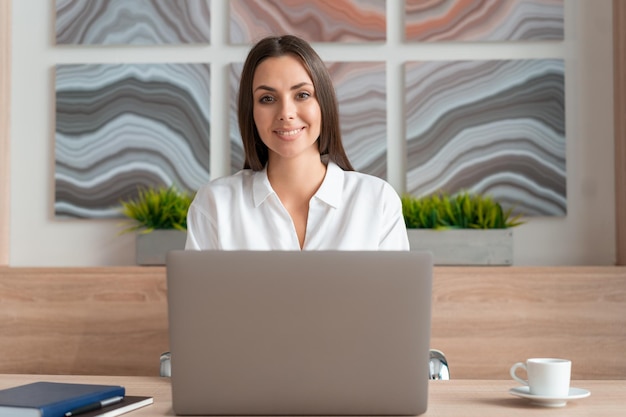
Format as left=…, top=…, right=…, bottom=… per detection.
left=313, top=161, right=343, bottom=208
left=252, top=165, right=274, bottom=207
left=251, top=161, right=345, bottom=209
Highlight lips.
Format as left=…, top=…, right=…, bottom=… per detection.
left=274, top=127, right=304, bottom=136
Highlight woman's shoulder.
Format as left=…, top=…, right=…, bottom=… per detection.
left=340, top=168, right=394, bottom=192
left=196, top=169, right=255, bottom=196
left=329, top=166, right=400, bottom=207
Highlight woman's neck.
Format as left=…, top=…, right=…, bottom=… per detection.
left=266, top=152, right=327, bottom=249
left=266, top=153, right=327, bottom=201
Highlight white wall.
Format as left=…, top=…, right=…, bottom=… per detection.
left=9, top=0, right=615, bottom=266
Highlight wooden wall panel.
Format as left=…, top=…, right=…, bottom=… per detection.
left=1, top=266, right=624, bottom=379
left=0, top=267, right=169, bottom=376
left=0, top=0, right=10, bottom=265
left=615, top=0, right=626, bottom=265
left=431, top=266, right=626, bottom=380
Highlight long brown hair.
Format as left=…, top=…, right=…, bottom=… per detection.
left=238, top=35, right=354, bottom=171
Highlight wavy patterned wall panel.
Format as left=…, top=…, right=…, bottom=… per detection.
left=229, top=0, right=386, bottom=44
left=228, top=62, right=386, bottom=178
left=55, top=64, right=211, bottom=219
left=229, top=64, right=245, bottom=173
left=405, top=0, right=563, bottom=42
left=330, top=61, right=387, bottom=178
left=405, top=59, right=565, bottom=216
left=55, top=0, right=211, bottom=45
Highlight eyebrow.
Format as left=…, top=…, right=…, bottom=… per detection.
left=253, top=82, right=313, bottom=93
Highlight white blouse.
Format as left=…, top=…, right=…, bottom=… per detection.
left=185, top=161, right=409, bottom=251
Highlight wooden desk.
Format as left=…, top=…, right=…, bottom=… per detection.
left=0, top=375, right=624, bottom=416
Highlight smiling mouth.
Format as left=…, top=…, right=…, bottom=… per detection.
left=275, top=127, right=304, bottom=136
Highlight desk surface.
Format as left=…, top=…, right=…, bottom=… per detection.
left=1, top=375, right=625, bottom=416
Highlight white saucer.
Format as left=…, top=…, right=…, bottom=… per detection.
left=509, top=386, right=590, bottom=407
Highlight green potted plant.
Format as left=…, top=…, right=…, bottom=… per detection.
left=401, top=191, right=524, bottom=265
left=119, top=186, right=194, bottom=265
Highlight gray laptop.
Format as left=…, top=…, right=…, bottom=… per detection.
left=166, top=250, right=433, bottom=416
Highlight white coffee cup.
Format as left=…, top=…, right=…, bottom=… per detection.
left=510, top=358, right=571, bottom=397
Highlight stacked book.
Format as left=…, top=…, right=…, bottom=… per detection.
left=0, top=382, right=153, bottom=417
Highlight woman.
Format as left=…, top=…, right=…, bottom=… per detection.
left=185, top=35, right=408, bottom=250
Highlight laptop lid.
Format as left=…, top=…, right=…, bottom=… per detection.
left=166, top=250, right=433, bottom=416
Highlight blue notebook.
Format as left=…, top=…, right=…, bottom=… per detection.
left=0, top=382, right=125, bottom=417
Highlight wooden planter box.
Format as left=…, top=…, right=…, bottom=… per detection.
left=407, top=229, right=513, bottom=266
left=136, top=230, right=186, bottom=265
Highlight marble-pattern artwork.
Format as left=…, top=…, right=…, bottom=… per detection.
left=229, top=0, right=386, bottom=44
left=55, top=64, right=211, bottom=219
left=55, top=0, right=211, bottom=45
left=405, top=0, right=564, bottom=42
left=229, top=62, right=386, bottom=178
left=330, top=61, right=387, bottom=178
left=405, top=59, right=565, bottom=216
left=229, top=64, right=246, bottom=173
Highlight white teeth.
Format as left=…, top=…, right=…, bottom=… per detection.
left=276, top=128, right=302, bottom=136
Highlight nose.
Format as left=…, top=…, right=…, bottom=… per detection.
left=278, top=98, right=296, bottom=120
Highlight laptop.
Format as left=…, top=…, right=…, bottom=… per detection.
left=166, top=250, right=433, bottom=416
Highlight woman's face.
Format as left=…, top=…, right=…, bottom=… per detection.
left=252, top=54, right=322, bottom=164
